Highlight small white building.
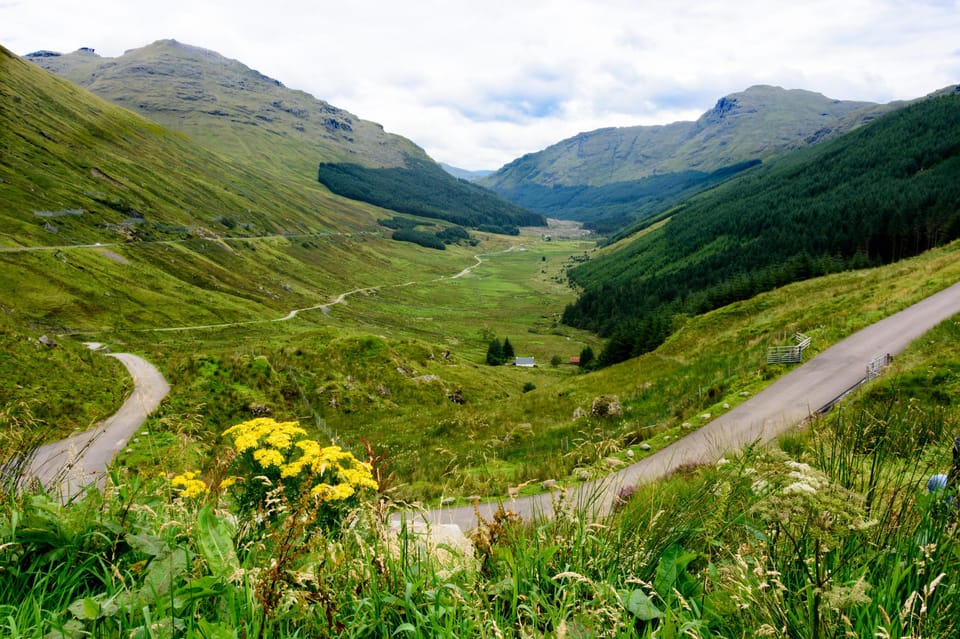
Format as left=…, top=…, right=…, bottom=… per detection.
left=515, top=356, right=535, bottom=367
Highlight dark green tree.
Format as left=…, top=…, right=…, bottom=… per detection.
left=486, top=338, right=504, bottom=366
left=502, top=338, right=515, bottom=362
left=579, top=346, right=595, bottom=369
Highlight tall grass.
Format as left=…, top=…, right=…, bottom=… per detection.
left=4, top=386, right=960, bottom=637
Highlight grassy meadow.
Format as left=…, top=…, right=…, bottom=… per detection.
left=3, top=270, right=960, bottom=637
left=4, top=221, right=960, bottom=638
left=53, top=229, right=960, bottom=507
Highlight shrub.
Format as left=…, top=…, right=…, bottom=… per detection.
left=220, top=417, right=378, bottom=530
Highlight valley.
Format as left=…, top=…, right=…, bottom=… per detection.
left=4, top=35, right=960, bottom=637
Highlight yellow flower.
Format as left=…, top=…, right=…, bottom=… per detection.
left=223, top=418, right=306, bottom=452
left=233, top=433, right=259, bottom=453
left=339, top=465, right=379, bottom=491
left=171, top=471, right=208, bottom=499
left=220, top=476, right=239, bottom=490
left=311, top=482, right=355, bottom=501
left=253, top=447, right=285, bottom=469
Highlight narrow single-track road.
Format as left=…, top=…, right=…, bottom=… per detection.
left=21, top=347, right=169, bottom=503
left=399, top=279, right=960, bottom=532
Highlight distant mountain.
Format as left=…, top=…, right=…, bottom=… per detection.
left=562, top=89, right=960, bottom=366
left=27, top=40, right=426, bottom=177
left=440, top=163, right=494, bottom=181
left=28, top=40, right=542, bottom=231
left=480, top=86, right=904, bottom=232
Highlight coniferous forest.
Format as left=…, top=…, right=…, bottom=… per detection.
left=563, top=93, right=960, bottom=365
left=318, top=155, right=545, bottom=233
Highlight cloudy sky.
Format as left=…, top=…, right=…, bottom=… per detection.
left=3, top=0, right=959, bottom=170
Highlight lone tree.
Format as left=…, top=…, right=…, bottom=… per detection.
left=486, top=338, right=504, bottom=366
left=579, top=345, right=596, bottom=369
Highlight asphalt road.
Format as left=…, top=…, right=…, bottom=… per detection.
left=398, top=279, right=960, bottom=532
left=21, top=349, right=169, bottom=503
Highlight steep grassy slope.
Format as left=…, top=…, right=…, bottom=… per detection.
left=29, top=40, right=543, bottom=231
left=0, top=44, right=530, bottom=336
left=27, top=40, right=426, bottom=178
left=564, top=91, right=960, bottom=364
left=0, top=312, right=129, bottom=441
left=1, top=44, right=388, bottom=247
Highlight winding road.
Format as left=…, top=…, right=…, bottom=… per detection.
left=20, top=260, right=960, bottom=523
left=20, top=346, right=169, bottom=503
left=13, top=246, right=516, bottom=500
left=398, top=278, right=960, bottom=532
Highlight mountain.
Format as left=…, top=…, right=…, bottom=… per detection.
left=0, top=42, right=457, bottom=331
left=28, top=40, right=543, bottom=231
left=480, top=86, right=903, bottom=232
left=26, top=40, right=425, bottom=177
left=561, top=89, right=960, bottom=365
left=440, top=163, right=494, bottom=181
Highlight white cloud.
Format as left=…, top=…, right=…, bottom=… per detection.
left=2, top=0, right=958, bottom=169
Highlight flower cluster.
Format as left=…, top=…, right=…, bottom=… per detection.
left=221, top=417, right=378, bottom=518
left=170, top=470, right=208, bottom=499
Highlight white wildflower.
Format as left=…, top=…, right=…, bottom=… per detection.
left=783, top=481, right=817, bottom=495
left=751, top=478, right=771, bottom=495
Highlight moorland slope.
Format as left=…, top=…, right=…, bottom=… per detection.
left=28, top=40, right=543, bottom=232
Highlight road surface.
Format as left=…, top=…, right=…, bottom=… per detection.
left=19, top=348, right=169, bottom=503
left=397, top=278, right=960, bottom=532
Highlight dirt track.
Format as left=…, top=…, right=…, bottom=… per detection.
left=22, top=349, right=169, bottom=503
left=399, top=279, right=960, bottom=532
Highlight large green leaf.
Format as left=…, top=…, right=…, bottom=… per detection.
left=196, top=504, right=239, bottom=580
left=654, top=544, right=698, bottom=600
left=619, top=588, right=663, bottom=621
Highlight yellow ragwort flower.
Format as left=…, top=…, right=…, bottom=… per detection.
left=253, top=447, right=285, bottom=469
left=311, top=482, right=355, bottom=501
left=171, top=471, right=208, bottom=499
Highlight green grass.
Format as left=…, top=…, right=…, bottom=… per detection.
left=0, top=312, right=129, bottom=442
left=4, top=313, right=960, bottom=637
left=78, top=233, right=960, bottom=506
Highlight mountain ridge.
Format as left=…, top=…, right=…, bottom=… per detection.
left=27, top=39, right=543, bottom=231
left=481, top=85, right=895, bottom=192
left=26, top=39, right=431, bottom=178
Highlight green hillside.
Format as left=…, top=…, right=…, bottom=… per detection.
left=26, top=40, right=427, bottom=178
left=1, top=43, right=391, bottom=246
left=0, top=44, right=509, bottom=335
left=29, top=39, right=542, bottom=232
left=563, top=90, right=960, bottom=365
left=480, top=85, right=904, bottom=232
